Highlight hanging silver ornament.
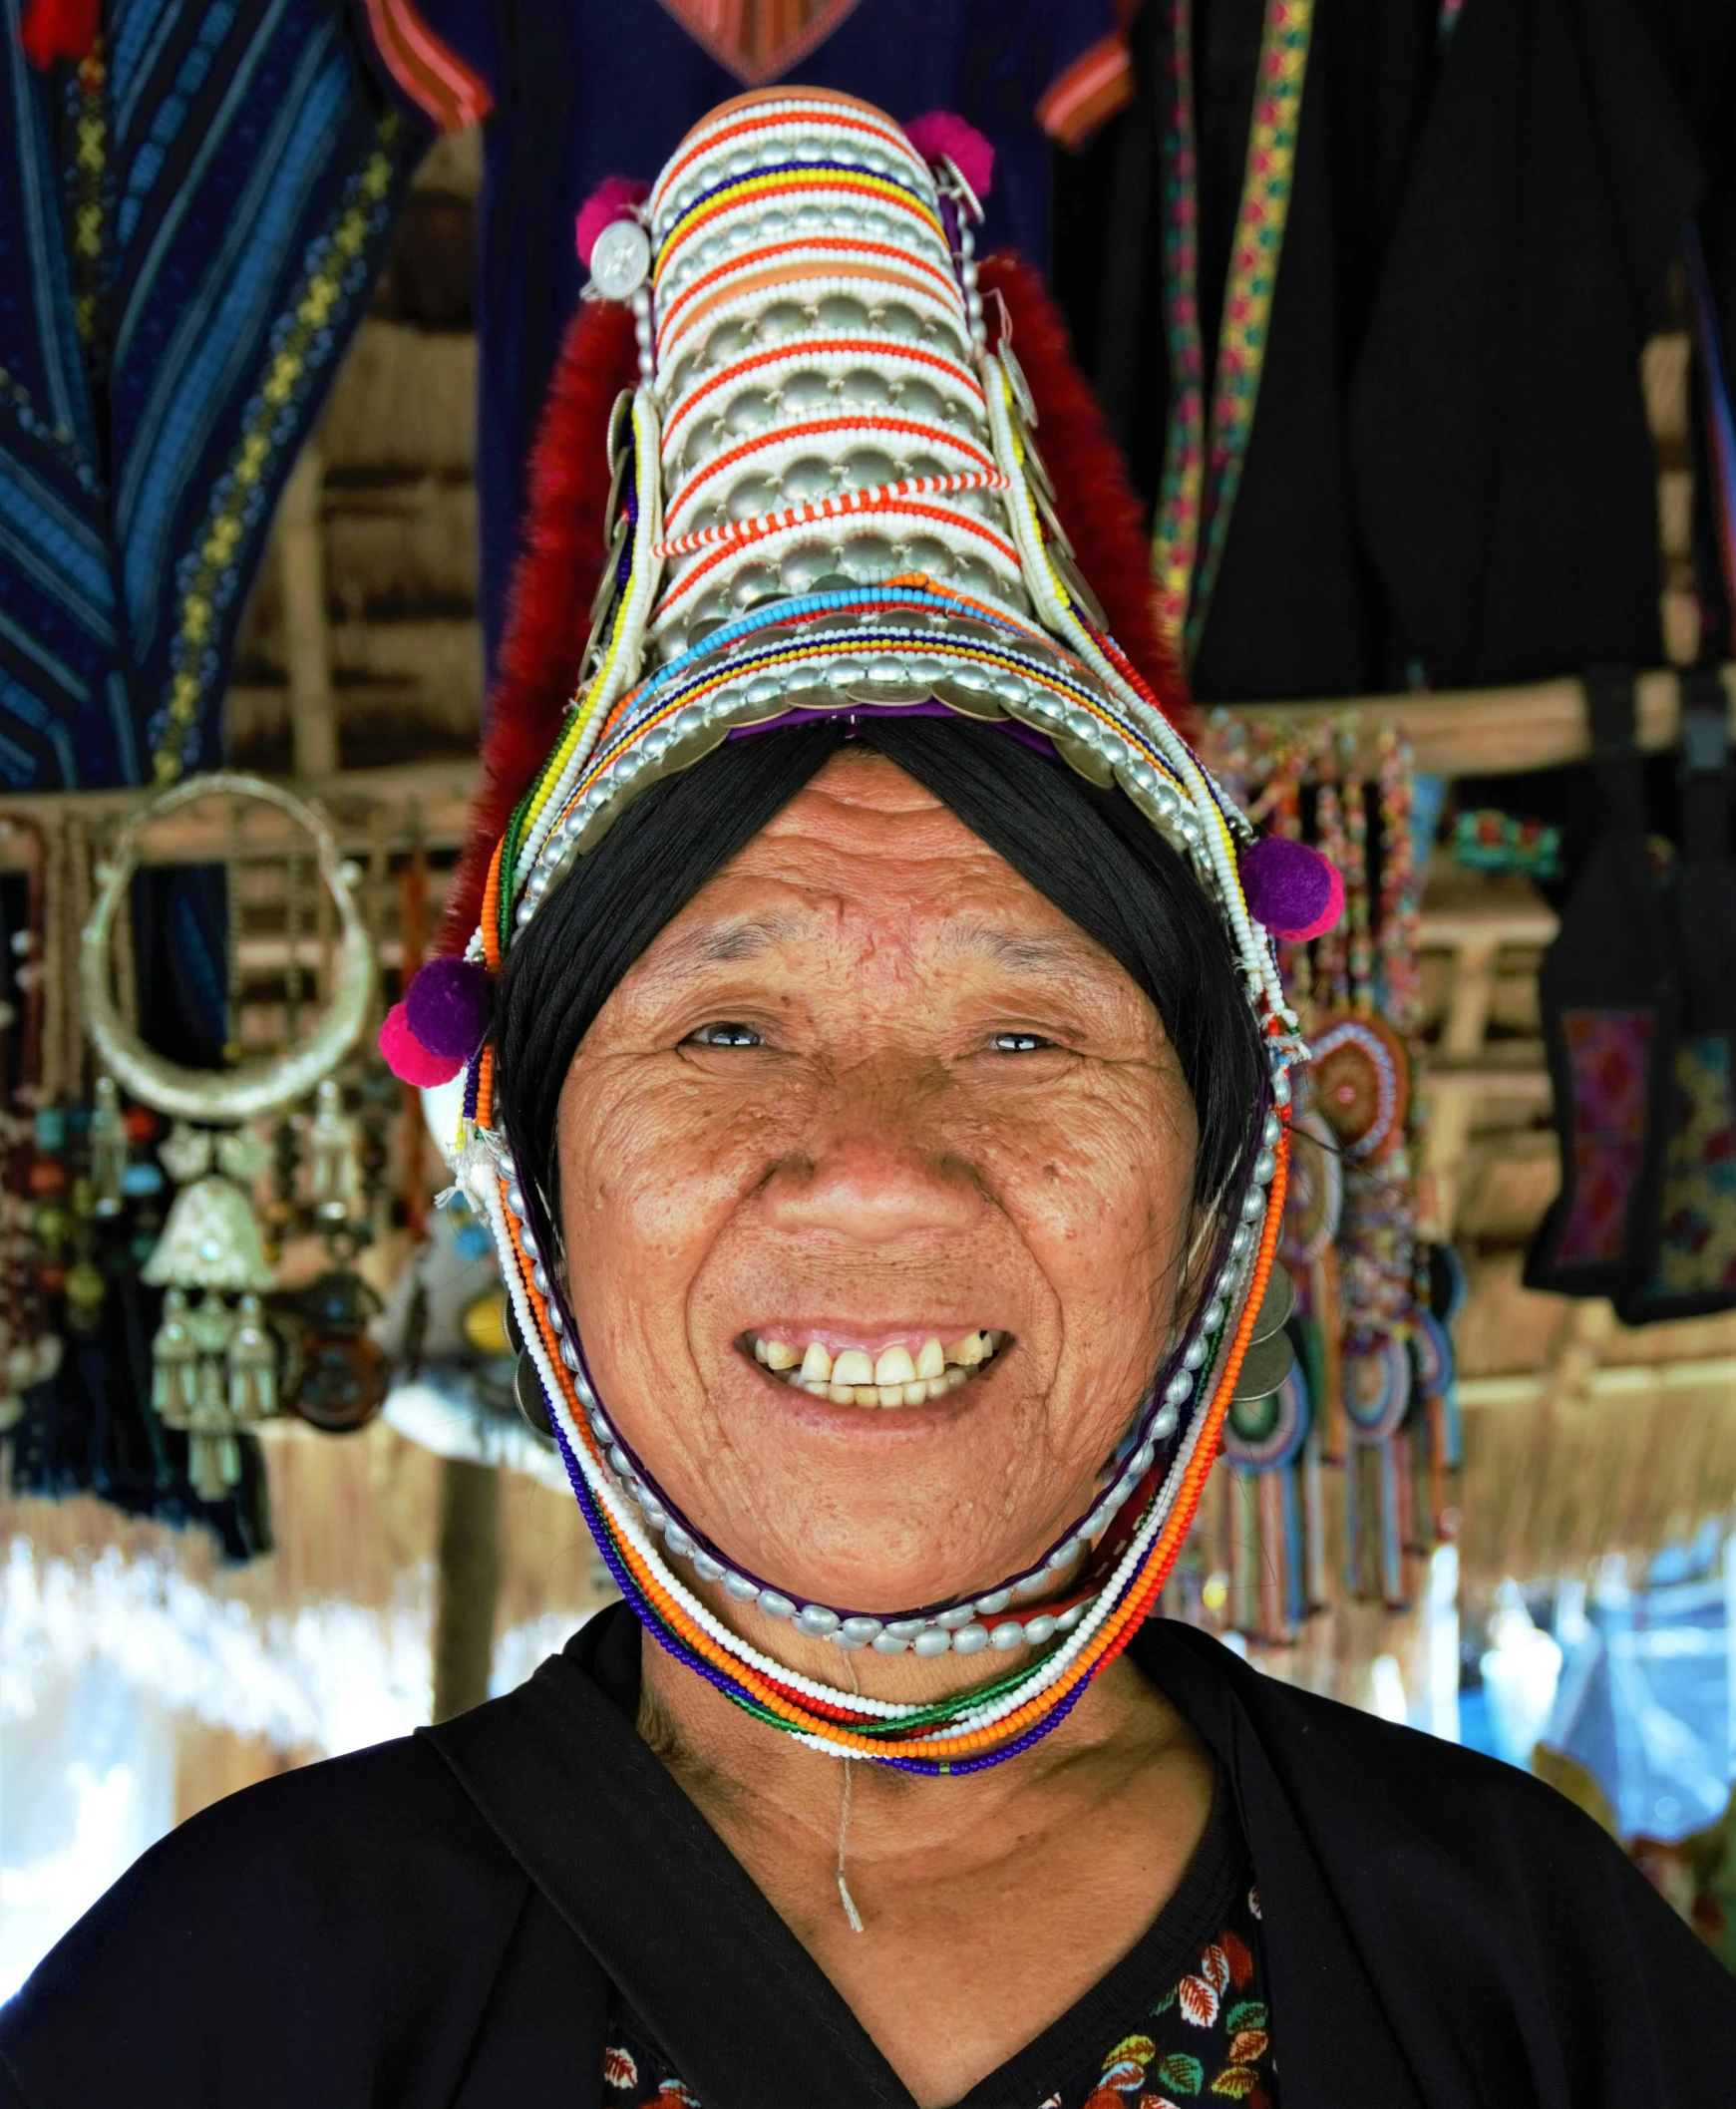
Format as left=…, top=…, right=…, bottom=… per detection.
left=151, top=1287, right=198, bottom=1428
left=306, top=1080, right=361, bottom=1226
left=143, top=1176, right=276, bottom=1295
left=89, top=1076, right=129, bottom=1220
left=227, top=1293, right=278, bottom=1423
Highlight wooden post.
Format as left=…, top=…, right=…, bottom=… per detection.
left=279, top=443, right=340, bottom=778
left=432, top=1456, right=503, bottom=1721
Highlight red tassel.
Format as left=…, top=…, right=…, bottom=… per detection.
left=443, top=298, right=642, bottom=948
left=20, top=0, right=100, bottom=66
left=977, top=251, right=1193, bottom=736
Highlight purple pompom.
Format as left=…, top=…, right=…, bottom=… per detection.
left=1239, top=835, right=1344, bottom=942
left=404, top=955, right=495, bottom=1062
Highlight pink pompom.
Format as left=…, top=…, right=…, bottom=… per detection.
left=379, top=1003, right=465, bottom=1088
left=574, top=176, right=649, bottom=269
left=404, top=955, right=494, bottom=1061
left=1240, top=835, right=1344, bottom=942
left=906, top=112, right=994, bottom=201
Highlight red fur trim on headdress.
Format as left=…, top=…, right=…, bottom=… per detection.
left=443, top=298, right=641, bottom=948
left=977, top=252, right=1192, bottom=735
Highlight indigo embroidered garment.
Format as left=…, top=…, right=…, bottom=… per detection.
left=356, top=0, right=1131, bottom=674
left=0, top=0, right=419, bottom=789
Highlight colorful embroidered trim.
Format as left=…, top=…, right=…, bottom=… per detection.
left=1150, top=0, right=1314, bottom=665
left=152, top=115, right=407, bottom=784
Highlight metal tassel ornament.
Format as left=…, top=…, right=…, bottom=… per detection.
left=150, top=1286, right=198, bottom=1428
left=89, top=1075, right=128, bottom=1220
left=227, top=1293, right=278, bottom=1423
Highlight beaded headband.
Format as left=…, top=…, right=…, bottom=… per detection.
left=383, top=89, right=1337, bottom=1773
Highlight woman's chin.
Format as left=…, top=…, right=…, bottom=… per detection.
left=687, top=1495, right=1076, bottom=1619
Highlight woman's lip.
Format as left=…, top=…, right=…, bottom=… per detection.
left=746, top=1361, right=1002, bottom=1440
left=740, top=1326, right=1007, bottom=1358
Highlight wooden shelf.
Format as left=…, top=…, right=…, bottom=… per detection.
left=1211, top=663, right=1736, bottom=778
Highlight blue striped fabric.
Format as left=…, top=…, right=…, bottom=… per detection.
left=0, top=0, right=422, bottom=788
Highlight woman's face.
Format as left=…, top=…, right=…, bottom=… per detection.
left=555, top=749, right=1200, bottom=1615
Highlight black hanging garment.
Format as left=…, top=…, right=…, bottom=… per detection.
left=1526, top=674, right=1679, bottom=1298
left=1056, top=0, right=1708, bottom=701
left=4, top=1604, right=1733, bottom=2107
left=1614, top=671, right=1736, bottom=1320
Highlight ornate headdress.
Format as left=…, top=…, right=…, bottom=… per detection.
left=383, top=89, right=1338, bottom=1773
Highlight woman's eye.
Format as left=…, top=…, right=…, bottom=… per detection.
left=686, top=1022, right=763, bottom=1048
left=989, top=1031, right=1056, bottom=1054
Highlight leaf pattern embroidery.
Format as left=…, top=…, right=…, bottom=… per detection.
left=1177, top=1972, right=1221, bottom=2028
left=1209, top=2066, right=1262, bottom=2098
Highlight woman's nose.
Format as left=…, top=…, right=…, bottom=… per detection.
left=760, top=1058, right=981, bottom=1245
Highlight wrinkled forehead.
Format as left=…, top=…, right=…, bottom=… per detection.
left=625, top=748, right=1127, bottom=977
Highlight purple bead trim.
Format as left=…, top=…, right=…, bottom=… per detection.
left=723, top=699, right=1055, bottom=758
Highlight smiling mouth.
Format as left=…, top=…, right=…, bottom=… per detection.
left=742, top=1329, right=1008, bottom=1409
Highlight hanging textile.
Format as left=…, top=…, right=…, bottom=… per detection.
left=1618, top=680, right=1736, bottom=1320
left=1061, top=0, right=1717, bottom=702
left=0, top=0, right=419, bottom=789
left=357, top=0, right=1133, bottom=674
left=1526, top=675, right=1681, bottom=1302
left=1149, top=0, right=1313, bottom=666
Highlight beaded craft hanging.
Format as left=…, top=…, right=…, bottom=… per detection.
left=1202, top=711, right=1457, bottom=1631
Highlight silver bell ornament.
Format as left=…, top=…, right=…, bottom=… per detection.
left=79, top=775, right=379, bottom=1497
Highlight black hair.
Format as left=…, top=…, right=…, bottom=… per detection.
left=498, top=717, right=1264, bottom=1228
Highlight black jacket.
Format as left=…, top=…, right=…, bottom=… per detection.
left=3, top=1606, right=1731, bottom=2107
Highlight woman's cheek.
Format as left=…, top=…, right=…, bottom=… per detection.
left=559, top=1065, right=780, bottom=1282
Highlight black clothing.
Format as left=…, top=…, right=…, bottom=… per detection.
left=2, top=1607, right=1731, bottom=2107
left=601, top=1776, right=1276, bottom=2107
left=1057, top=0, right=1730, bottom=702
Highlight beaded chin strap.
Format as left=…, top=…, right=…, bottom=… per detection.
left=382, top=89, right=1337, bottom=1773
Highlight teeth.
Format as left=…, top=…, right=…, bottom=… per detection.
left=758, top=1330, right=1003, bottom=1405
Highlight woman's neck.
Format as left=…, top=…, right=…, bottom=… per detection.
left=634, top=1621, right=1216, bottom=2107
left=635, top=1616, right=1199, bottom=1898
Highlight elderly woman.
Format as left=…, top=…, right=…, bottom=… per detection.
left=4, top=89, right=1731, bottom=2109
